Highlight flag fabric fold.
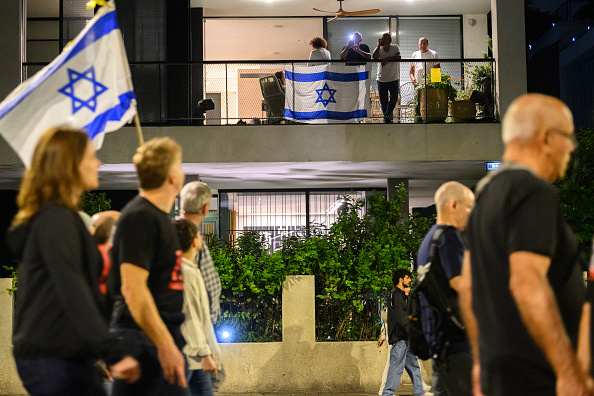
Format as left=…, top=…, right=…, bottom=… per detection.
left=0, top=1, right=136, bottom=167
left=284, top=64, right=370, bottom=124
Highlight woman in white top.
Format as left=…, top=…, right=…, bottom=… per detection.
left=309, top=36, right=331, bottom=61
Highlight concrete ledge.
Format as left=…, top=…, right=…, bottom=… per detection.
left=0, top=123, right=503, bottom=166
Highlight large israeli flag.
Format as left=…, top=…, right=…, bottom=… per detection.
left=0, top=1, right=136, bottom=167
left=284, top=64, right=370, bottom=124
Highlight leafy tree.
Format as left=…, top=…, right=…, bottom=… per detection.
left=556, top=128, right=594, bottom=258
left=210, top=186, right=434, bottom=342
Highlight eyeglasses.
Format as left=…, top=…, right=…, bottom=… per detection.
left=549, top=128, right=578, bottom=147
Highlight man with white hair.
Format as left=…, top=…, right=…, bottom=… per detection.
left=179, top=181, right=221, bottom=325
left=416, top=181, right=474, bottom=396
left=179, top=181, right=223, bottom=394
left=459, top=93, right=592, bottom=395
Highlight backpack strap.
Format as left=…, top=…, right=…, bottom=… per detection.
left=417, top=226, right=445, bottom=283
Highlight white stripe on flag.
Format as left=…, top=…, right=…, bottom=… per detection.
left=284, top=64, right=370, bottom=124
left=0, top=1, right=136, bottom=167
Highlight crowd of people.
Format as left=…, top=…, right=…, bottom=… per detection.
left=6, top=91, right=593, bottom=396
left=8, top=132, right=223, bottom=395
left=304, top=32, right=440, bottom=123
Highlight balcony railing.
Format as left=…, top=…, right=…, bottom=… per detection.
left=23, top=58, right=496, bottom=125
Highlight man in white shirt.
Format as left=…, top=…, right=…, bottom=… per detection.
left=373, top=33, right=401, bottom=123
left=409, top=37, right=440, bottom=86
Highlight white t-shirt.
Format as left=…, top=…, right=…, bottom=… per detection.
left=411, top=49, right=439, bottom=83
left=375, top=44, right=401, bottom=82
left=309, top=47, right=331, bottom=61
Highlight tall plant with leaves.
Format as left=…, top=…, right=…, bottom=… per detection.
left=210, top=186, right=434, bottom=342
left=556, top=128, right=594, bottom=258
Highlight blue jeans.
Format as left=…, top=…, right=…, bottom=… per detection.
left=381, top=340, right=425, bottom=396
left=187, top=369, right=214, bottom=396
left=110, top=328, right=190, bottom=396
left=377, top=80, right=399, bottom=122
left=16, top=356, right=105, bottom=396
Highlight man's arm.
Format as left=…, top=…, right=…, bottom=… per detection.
left=459, top=251, right=484, bottom=396
left=409, top=64, right=416, bottom=85
left=340, top=45, right=349, bottom=60
left=372, top=45, right=381, bottom=60
left=509, top=251, right=593, bottom=395
left=355, top=45, right=371, bottom=59
left=121, top=264, right=187, bottom=387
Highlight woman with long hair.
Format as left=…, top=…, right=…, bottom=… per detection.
left=8, top=127, right=139, bottom=395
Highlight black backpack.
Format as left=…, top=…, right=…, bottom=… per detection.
left=407, top=226, right=467, bottom=360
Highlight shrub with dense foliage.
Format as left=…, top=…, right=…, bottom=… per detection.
left=556, top=128, right=594, bottom=258
left=209, top=187, right=434, bottom=342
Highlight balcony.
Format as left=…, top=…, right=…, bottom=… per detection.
left=24, top=58, right=496, bottom=126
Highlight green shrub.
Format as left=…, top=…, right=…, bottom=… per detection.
left=210, top=186, right=435, bottom=342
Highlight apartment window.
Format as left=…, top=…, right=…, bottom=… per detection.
left=219, top=190, right=383, bottom=252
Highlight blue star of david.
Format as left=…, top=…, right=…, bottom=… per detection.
left=315, top=83, right=337, bottom=107
left=58, top=67, right=108, bottom=114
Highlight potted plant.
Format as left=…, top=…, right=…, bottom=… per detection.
left=450, top=78, right=477, bottom=122
left=413, top=72, right=457, bottom=123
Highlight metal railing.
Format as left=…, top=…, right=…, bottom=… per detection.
left=23, top=58, right=496, bottom=125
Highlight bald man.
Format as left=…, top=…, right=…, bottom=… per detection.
left=416, top=181, right=474, bottom=396
left=459, top=93, right=593, bottom=396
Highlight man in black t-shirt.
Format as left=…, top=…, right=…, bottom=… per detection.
left=340, top=31, right=371, bottom=64
left=109, top=137, right=188, bottom=395
left=416, top=181, right=474, bottom=396
left=459, top=94, right=593, bottom=396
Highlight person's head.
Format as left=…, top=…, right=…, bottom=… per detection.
left=434, top=181, right=475, bottom=231
left=180, top=181, right=212, bottom=220
left=502, top=93, right=575, bottom=182
left=274, top=70, right=285, bottom=86
left=353, top=31, right=362, bottom=44
left=310, top=36, right=327, bottom=49
left=133, top=137, right=184, bottom=192
left=13, top=127, right=100, bottom=226
left=94, top=216, right=117, bottom=246
left=418, top=37, right=429, bottom=52
left=172, top=218, right=199, bottom=254
left=393, top=268, right=412, bottom=290
left=380, top=33, right=392, bottom=46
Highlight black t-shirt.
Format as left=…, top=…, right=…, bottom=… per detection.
left=109, top=195, right=184, bottom=329
left=466, top=168, right=584, bottom=392
left=342, top=43, right=370, bottom=63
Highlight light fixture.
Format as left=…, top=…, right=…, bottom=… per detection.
left=271, top=24, right=284, bottom=28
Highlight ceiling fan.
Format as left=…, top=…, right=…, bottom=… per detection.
left=313, top=0, right=381, bottom=22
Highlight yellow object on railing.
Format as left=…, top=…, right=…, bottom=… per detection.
left=86, top=0, right=108, bottom=9
left=430, top=67, right=442, bottom=83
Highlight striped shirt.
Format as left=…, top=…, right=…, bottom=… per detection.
left=195, top=242, right=222, bottom=323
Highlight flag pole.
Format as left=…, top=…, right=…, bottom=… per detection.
left=134, top=113, right=144, bottom=146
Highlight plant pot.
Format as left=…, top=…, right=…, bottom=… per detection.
left=450, top=100, right=477, bottom=122
left=419, top=88, right=448, bottom=123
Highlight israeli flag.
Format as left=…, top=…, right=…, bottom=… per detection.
left=284, top=64, right=370, bottom=124
left=0, top=1, right=136, bottom=167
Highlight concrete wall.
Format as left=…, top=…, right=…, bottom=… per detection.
left=463, top=14, right=489, bottom=58
left=0, top=276, right=430, bottom=394
left=218, top=275, right=431, bottom=394
left=0, top=279, right=26, bottom=395
left=492, top=0, right=528, bottom=117
left=0, top=123, right=504, bottom=167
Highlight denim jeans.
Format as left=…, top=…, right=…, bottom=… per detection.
left=377, top=80, right=400, bottom=122
left=187, top=369, right=214, bottom=396
left=432, top=351, right=472, bottom=396
left=381, top=340, right=425, bottom=396
left=16, top=356, right=105, bottom=396
left=110, top=328, right=190, bottom=396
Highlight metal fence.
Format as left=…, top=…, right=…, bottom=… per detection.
left=23, top=58, right=496, bottom=125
